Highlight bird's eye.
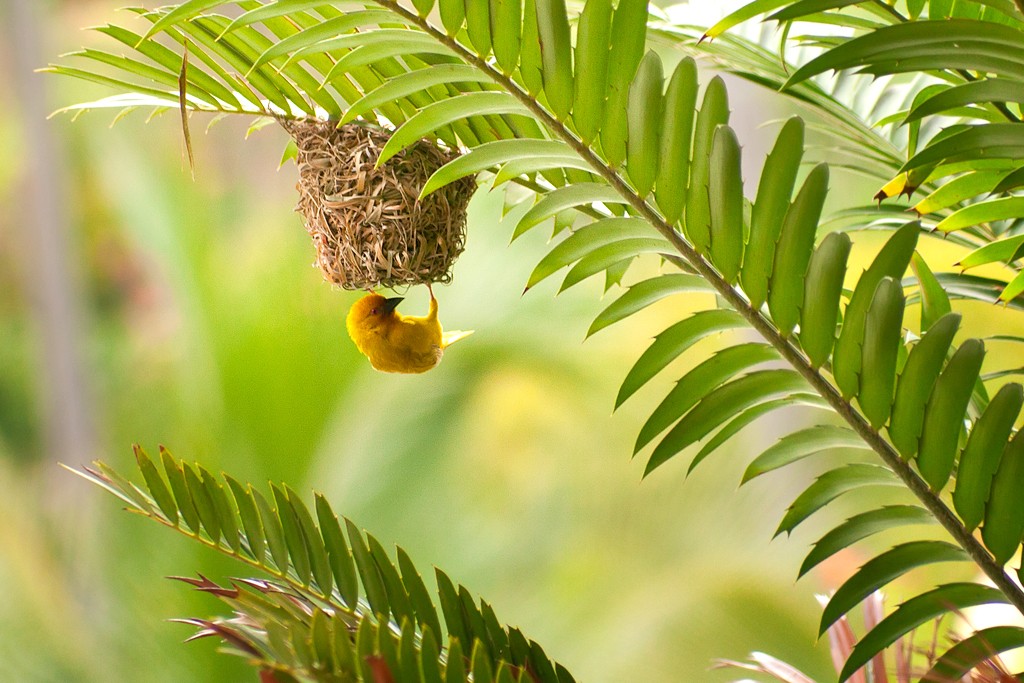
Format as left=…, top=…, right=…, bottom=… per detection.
left=370, top=308, right=378, bottom=315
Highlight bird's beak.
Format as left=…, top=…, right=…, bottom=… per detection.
left=382, top=297, right=404, bottom=314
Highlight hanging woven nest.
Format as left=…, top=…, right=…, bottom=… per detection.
left=281, top=118, right=474, bottom=290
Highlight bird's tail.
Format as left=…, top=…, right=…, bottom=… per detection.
left=442, top=329, right=474, bottom=348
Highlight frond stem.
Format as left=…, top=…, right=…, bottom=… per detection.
left=129, top=507, right=360, bottom=617
left=372, top=1, right=1024, bottom=616
left=870, top=0, right=907, bottom=22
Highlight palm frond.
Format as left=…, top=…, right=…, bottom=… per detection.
left=70, top=446, right=571, bottom=683
left=675, top=0, right=1024, bottom=303
left=50, top=1, right=1024, bottom=678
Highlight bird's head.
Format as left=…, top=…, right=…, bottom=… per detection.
left=347, top=293, right=404, bottom=331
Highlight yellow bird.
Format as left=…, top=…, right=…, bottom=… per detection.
left=346, top=286, right=473, bottom=374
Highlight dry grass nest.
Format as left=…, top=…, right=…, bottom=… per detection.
left=282, top=118, right=474, bottom=290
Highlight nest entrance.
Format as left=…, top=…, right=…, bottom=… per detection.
left=283, top=118, right=473, bottom=290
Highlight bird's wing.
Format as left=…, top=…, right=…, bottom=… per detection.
left=441, top=329, right=474, bottom=348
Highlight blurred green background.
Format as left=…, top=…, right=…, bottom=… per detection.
left=0, top=1, right=990, bottom=681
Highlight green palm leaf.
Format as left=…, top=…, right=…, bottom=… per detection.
left=70, top=447, right=573, bottom=683
left=49, top=1, right=1024, bottom=678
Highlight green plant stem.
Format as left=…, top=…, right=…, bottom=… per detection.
left=124, top=505, right=357, bottom=616
left=373, top=0, right=1024, bottom=617
left=870, top=0, right=907, bottom=22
